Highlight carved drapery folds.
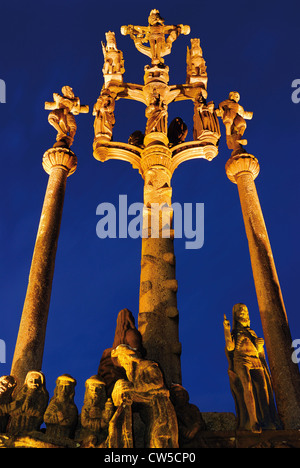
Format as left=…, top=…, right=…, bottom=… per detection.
left=223, top=304, right=280, bottom=433
left=109, top=344, right=179, bottom=448
left=44, top=374, right=78, bottom=440
left=79, top=375, right=114, bottom=448
left=93, top=88, right=116, bottom=143
left=0, top=371, right=49, bottom=437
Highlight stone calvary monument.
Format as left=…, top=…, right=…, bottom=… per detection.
left=2, top=10, right=300, bottom=448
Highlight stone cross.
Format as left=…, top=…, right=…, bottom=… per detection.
left=93, top=11, right=220, bottom=387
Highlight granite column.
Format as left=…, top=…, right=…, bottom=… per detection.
left=138, top=133, right=181, bottom=387
left=11, top=148, right=77, bottom=388
left=225, top=152, right=300, bottom=429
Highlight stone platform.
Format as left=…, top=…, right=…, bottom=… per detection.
left=199, top=429, right=300, bottom=448
left=1, top=429, right=300, bottom=448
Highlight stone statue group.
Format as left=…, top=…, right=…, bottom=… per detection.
left=0, top=304, right=280, bottom=448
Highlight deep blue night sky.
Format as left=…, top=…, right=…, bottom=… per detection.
left=1, top=0, right=300, bottom=415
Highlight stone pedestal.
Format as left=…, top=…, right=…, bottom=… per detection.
left=11, top=148, right=77, bottom=388
left=225, top=152, right=300, bottom=429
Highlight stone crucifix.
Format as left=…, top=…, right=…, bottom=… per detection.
left=92, top=11, right=220, bottom=388
left=120, top=9, right=190, bottom=66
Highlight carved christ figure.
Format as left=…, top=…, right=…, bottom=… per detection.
left=121, top=9, right=190, bottom=65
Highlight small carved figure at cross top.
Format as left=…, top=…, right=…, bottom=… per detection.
left=121, top=9, right=190, bottom=65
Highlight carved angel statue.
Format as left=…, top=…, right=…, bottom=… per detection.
left=45, top=86, right=89, bottom=148
left=121, top=9, right=190, bottom=65
left=224, top=304, right=280, bottom=432
left=216, top=92, right=253, bottom=151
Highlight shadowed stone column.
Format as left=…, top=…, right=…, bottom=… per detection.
left=225, top=152, right=300, bottom=429
left=11, top=148, right=77, bottom=387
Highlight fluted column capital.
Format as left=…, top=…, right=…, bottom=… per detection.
left=42, top=147, right=77, bottom=176
left=225, top=152, right=260, bottom=184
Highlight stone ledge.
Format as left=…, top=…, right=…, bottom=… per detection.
left=201, top=412, right=236, bottom=431
left=1, top=429, right=300, bottom=448
left=199, top=429, right=300, bottom=448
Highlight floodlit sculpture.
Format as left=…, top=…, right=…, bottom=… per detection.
left=216, top=92, right=253, bottom=151
left=120, top=9, right=190, bottom=65
left=45, top=86, right=89, bottom=148
left=186, top=38, right=207, bottom=82
left=79, top=375, right=114, bottom=447
left=98, top=308, right=146, bottom=397
left=0, top=371, right=48, bottom=435
left=108, top=344, right=178, bottom=448
left=44, top=374, right=78, bottom=440
left=93, top=88, right=116, bottom=142
left=221, top=89, right=300, bottom=429
left=224, top=304, right=279, bottom=432
left=93, top=10, right=220, bottom=388
left=11, top=88, right=89, bottom=390
left=0, top=376, right=16, bottom=432
left=102, top=31, right=125, bottom=79
left=7, top=8, right=300, bottom=448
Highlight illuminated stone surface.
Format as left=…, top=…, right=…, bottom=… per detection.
left=10, top=89, right=89, bottom=389
left=4, top=10, right=300, bottom=448
left=224, top=304, right=280, bottom=432
left=93, top=10, right=220, bottom=387
left=224, top=149, right=300, bottom=430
